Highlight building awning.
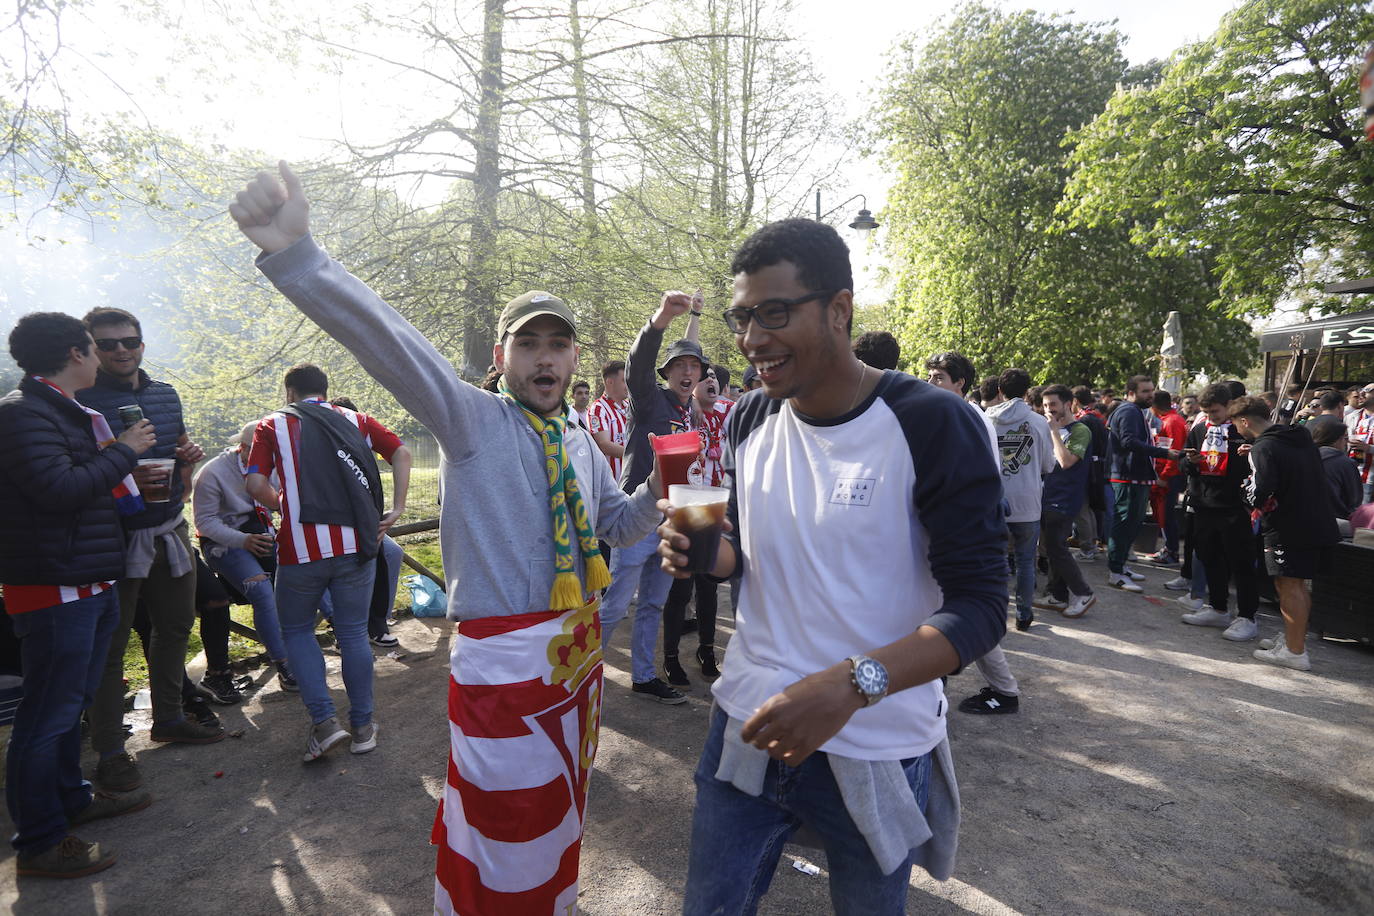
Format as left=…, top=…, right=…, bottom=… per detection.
left=1259, top=307, right=1374, bottom=353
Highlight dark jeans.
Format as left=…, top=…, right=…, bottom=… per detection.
left=7, top=591, right=120, bottom=856
left=1042, top=510, right=1093, bottom=600
left=1194, top=511, right=1259, bottom=619
left=684, top=706, right=931, bottom=915
left=90, top=524, right=198, bottom=751
left=663, top=574, right=718, bottom=659
left=1108, top=483, right=1150, bottom=574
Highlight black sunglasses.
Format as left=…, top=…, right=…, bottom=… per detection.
left=721, top=289, right=837, bottom=334
left=94, top=336, right=143, bottom=352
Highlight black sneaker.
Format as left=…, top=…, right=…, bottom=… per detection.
left=957, top=687, right=1019, bottom=715
left=1015, top=614, right=1033, bottom=632
left=663, top=656, right=690, bottom=687
left=370, top=633, right=399, bottom=648
left=197, top=670, right=243, bottom=705
left=696, top=645, right=720, bottom=680
left=631, top=677, right=687, bottom=705
left=182, top=695, right=220, bottom=728
left=276, top=660, right=299, bottom=693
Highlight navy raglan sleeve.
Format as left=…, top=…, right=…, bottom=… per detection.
left=890, top=381, right=1009, bottom=669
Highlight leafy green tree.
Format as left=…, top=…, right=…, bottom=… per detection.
left=1063, top=0, right=1374, bottom=319
left=875, top=3, right=1255, bottom=385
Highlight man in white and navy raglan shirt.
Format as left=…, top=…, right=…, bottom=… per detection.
left=656, top=219, right=1007, bottom=914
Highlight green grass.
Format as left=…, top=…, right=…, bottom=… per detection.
left=119, top=536, right=446, bottom=691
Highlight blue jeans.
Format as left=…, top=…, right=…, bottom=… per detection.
left=275, top=554, right=376, bottom=728
left=684, top=706, right=932, bottom=916
left=1006, top=520, right=1039, bottom=623
left=7, top=591, right=120, bottom=856
left=1108, top=483, right=1150, bottom=574
left=204, top=546, right=288, bottom=661
left=599, top=531, right=673, bottom=684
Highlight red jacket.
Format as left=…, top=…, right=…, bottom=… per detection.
left=1152, top=408, right=1187, bottom=479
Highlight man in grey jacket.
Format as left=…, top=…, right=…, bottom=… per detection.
left=230, top=161, right=665, bottom=916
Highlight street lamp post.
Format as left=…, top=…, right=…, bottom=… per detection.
left=814, top=191, right=879, bottom=233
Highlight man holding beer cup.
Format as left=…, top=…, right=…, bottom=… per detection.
left=657, top=219, right=1008, bottom=914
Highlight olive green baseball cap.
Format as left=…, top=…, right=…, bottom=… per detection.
left=497, top=291, right=577, bottom=339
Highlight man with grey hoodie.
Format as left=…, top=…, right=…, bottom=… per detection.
left=230, top=162, right=666, bottom=914
left=986, top=368, right=1055, bottom=629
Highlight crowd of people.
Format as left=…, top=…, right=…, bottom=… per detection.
left=1, top=158, right=1370, bottom=914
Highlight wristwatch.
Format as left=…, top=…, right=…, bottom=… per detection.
left=847, top=655, right=889, bottom=707
left=690, top=309, right=703, bottom=316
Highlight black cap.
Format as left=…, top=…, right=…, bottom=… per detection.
left=657, top=339, right=706, bottom=379
left=742, top=365, right=759, bottom=388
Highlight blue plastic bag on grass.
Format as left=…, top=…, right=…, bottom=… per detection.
left=405, top=574, right=448, bottom=618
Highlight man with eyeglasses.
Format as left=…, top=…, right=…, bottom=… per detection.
left=658, top=219, right=1006, bottom=914
left=77, top=308, right=221, bottom=798
left=1347, top=383, right=1374, bottom=504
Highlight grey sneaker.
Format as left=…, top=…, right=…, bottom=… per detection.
left=1163, top=576, right=1191, bottom=591
left=350, top=721, right=379, bottom=755
left=303, top=716, right=349, bottom=762
left=1221, top=617, right=1258, bottom=641
left=16, top=835, right=115, bottom=879
left=1253, top=642, right=1311, bottom=671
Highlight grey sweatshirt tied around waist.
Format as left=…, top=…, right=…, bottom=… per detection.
left=256, top=235, right=662, bottom=620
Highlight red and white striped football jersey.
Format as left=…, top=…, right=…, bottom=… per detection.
left=588, top=395, right=629, bottom=480
left=246, top=398, right=403, bottom=566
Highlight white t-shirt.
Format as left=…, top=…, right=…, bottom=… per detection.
left=712, top=373, right=1007, bottom=760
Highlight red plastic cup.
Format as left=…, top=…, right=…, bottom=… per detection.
left=650, top=431, right=704, bottom=499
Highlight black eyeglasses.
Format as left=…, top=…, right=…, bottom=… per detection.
left=94, top=336, right=143, bottom=352
left=721, top=290, right=837, bottom=334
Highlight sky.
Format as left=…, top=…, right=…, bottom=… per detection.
left=5, top=0, right=1246, bottom=312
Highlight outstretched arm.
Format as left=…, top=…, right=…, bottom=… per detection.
left=230, top=163, right=499, bottom=455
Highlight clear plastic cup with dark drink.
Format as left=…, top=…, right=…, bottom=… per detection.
left=669, top=484, right=729, bottom=574
left=118, top=404, right=144, bottom=429
left=137, top=458, right=176, bottom=503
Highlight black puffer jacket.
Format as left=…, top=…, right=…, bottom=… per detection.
left=1247, top=423, right=1340, bottom=548
left=0, top=376, right=138, bottom=585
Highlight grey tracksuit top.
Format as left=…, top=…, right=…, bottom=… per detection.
left=257, top=234, right=662, bottom=620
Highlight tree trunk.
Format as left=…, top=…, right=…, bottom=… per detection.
left=461, top=0, right=506, bottom=379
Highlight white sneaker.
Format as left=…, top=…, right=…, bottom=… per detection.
left=1181, top=607, right=1232, bottom=627
left=1163, top=576, right=1190, bottom=591
left=1062, top=594, right=1096, bottom=618
left=1253, top=642, right=1311, bottom=671
left=1075, top=548, right=1098, bottom=561
left=1259, top=634, right=1281, bottom=650
left=1121, top=566, right=1146, bottom=582
left=350, top=721, right=379, bottom=755
left=303, top=716, right=349, bottom=762
left=1175, top=594, right=1205, bottom=611
left=1033, top=596, right=1068, bottom=611
left=1221, top=617, right=1258, bottom=641
left=1106, top=573, right=1143, bottom=593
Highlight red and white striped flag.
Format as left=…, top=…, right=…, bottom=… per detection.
left=433, top=599, right=603, bottom=916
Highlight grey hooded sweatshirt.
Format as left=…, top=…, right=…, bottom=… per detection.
left=985, top=397, right=1055, bottom=523
left=256, top=234, right=662, bottom=620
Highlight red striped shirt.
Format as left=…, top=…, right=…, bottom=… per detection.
left=3, top=581, right=114, bottom=615
left=1350, top=408, right=1374, bottom=484
left=700, top=397, right=734, bottom=487
left=246, top=400, right=402, bottom=566
left=588, top=395, right=628, bottom=480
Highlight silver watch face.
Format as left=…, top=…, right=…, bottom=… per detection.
left=853, top=657, right=889, bottom=699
